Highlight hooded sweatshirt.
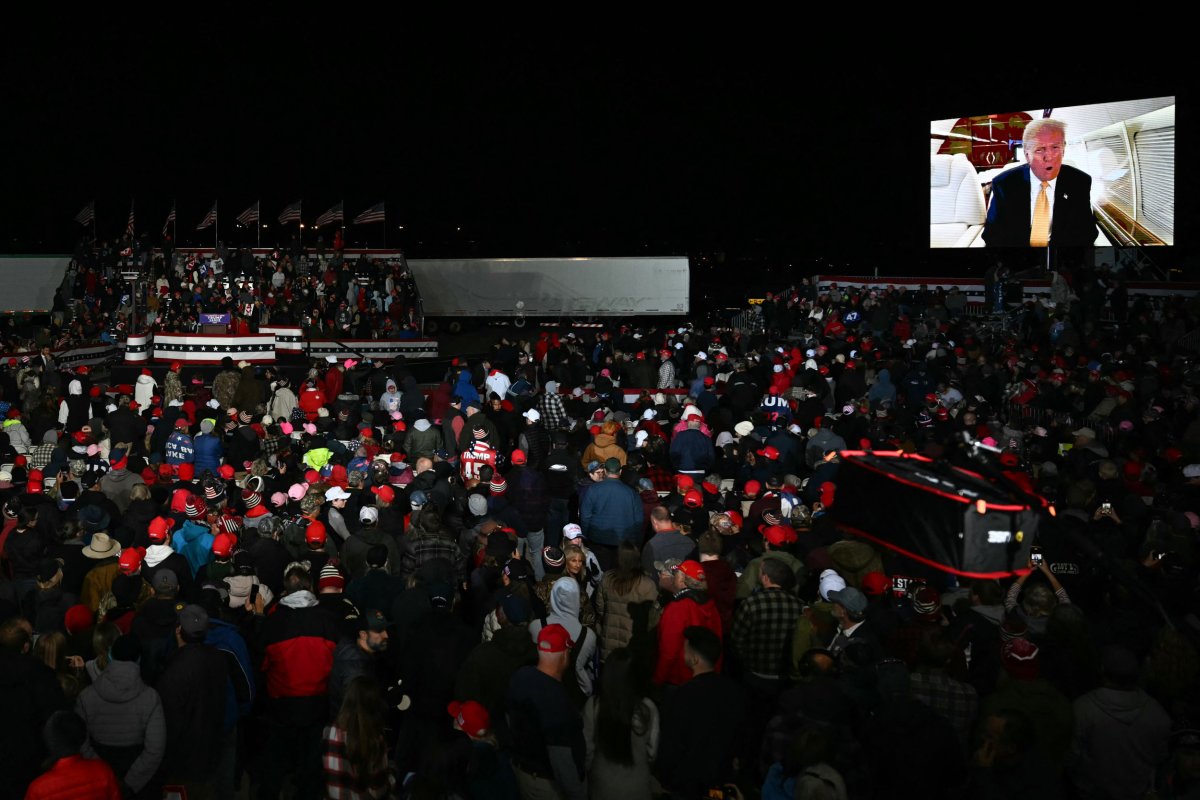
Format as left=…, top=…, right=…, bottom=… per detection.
left=527, top=577, right=597, bottom=696
left=453, top=369, right=480, bottom=407
left=59, top=380, right=93, bottom=431
left=134, top=373, right=157, bottom=410
left=581, top=432, right=626, bottom=468
left=1070, top=686, right=1171, bottom=799
left=76, top=660, right=166, bottom=792
left=867, top=368, right=897, bottom=407
left=171, top=520, right=214, bottom=577
left=378, top=382, right=402, bottom=413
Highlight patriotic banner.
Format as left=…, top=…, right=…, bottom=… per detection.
left=353, top=202, right=385, bottom=225
left=152, top=333, right=276, bottom=363
left=74, top=202, right=95, bottom=226
left=12, top=341, right=123, bottom=368
left=163, top=203, right=176, bottom=237
left=315, top=202, right=343, bottom=228
left=199, top=313, right=232, bottom=325
left=196, top=202, right=218, bottom=230
left=303, top=339, right=439, bottom=361
left=236, top=201, right=260, bottom=226
left=259, top=326, right=305, bottom=353
left=122, top=333, right=151, bottom=364
left=277, top=200, right=302, bottom=224
left=125, top=203, right=135, bottom=237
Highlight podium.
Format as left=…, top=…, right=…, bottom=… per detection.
left=201, top=324, right=227, bottom=335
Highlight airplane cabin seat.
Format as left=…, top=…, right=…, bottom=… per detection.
left=930, top=153, right=987, bottom=248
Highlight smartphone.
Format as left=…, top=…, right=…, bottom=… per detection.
left=1101, top=502, right=1112, bottom=515
left=1030, top=545, right=1043, bottom=565
left=249, top=582, right=259, bottom=604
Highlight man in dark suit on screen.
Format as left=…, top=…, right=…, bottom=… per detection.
left=983, top=118, right=1098, bottom=248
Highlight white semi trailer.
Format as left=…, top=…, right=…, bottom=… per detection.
left=406, top=256, right=689, bottom=331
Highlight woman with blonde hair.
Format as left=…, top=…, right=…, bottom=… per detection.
left=33, top=630, right=84, bottom=704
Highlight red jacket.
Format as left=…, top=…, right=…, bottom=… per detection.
left=654, top=591, right=723, bottom=686
left=259, top=592, right=339, bottom=725
left=25, top=755, right=122, bottom=800
left=298, top=386, right=327, bottom=421
left=323, top=367, right=344, bottom=401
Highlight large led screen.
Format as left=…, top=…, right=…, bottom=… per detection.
left=930, top=97, right=1174, bottom=249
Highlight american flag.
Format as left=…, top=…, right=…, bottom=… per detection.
left=236, top=201, right=260, bottom=226
left=196, top=202, right=218, bottom=230
left=74, top=202, right=95, bottom=226
left=162, top=203, right=176, bottom=237
left=353, top=202, right=385, bottom=225
left=315, top=202, right=343, bottom=228
left=125, top=202, right=135, bottom=237
left=277, top=200, right=302, bottom=224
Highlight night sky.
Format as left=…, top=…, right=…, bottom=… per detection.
left=1, top=25, right=1189, bottom=293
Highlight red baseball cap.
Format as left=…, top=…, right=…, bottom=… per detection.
left=177, top=463, right=195, bottom=481
left=511, top=449, right=527, bottom=465
left=537, top=623, right=574, bottom=654
left=371, top=485, right=395, bottom=503
left=762, top=524, right=798, bottom=546
left=118, top=547, right=145, bottom=575
left=743, top=480, right=762, bottom=497
left=757, top=446, right=780, bottom=461
left=861, top=571, right=892, bottom=596
left=676, top=560, right=706, bottom=581
left=305, top=519, right=327, bottom=546
left=212, top=533, right=236, bottom=559
left=148, top=516, right=174, bottom=543
left=674, top=474, right=695, bottom=490
left=447, top=700, right=491, bottom=738
left=683, top=488, right=704, bottom=508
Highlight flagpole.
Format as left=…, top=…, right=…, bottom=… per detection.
left=214, top=201, right=219, bottom=252
left=173, top=199, right=177, bottom=248
left=383, top=205, right=387, bottom=249
left=257, top=200, right=261, bottom=250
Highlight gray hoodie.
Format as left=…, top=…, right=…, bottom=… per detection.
left=1070, top=686, right=1171, bottom=800
left=528, top=577, right=597, bottom=696
left=76, top=660, right=166, bottom=791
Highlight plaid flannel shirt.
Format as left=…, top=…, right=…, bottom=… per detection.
left=909, top=670, right=978, bottom=744
left=321, top=725, right=394, bottom=799
left=731, top=586, right=804, bottom=677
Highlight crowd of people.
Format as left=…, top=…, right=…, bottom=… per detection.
left=47, top=237, right=422, bottom=348
left=2, top=266, right=1200, bottom=799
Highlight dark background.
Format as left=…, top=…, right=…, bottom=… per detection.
left=1, top=23, right=1190, bottom=304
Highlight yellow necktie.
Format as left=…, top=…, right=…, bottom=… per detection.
left=1030, top=180, right=1050, bottom=247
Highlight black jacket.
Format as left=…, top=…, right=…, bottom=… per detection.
left=155, top=642, right=229, bottom=781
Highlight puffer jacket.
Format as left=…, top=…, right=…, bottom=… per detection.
left=24, top=754, right=122, bottom=800
left=192, top=433, right=223, bottom=476
left=267, top=383, right=298, bottom=422
left=581, top=432, right=626, bottom=468
left=134, top=373, right=157, bottom=410
left=827, top=540, right=883, bottom=589
left=595, top=571, right=661, bottom=660
left=76, top=660, right=166, bottom=792
left=3, top=418, right=32, bottom=454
